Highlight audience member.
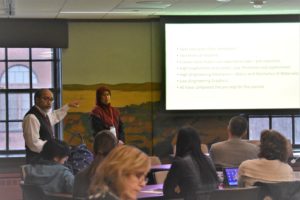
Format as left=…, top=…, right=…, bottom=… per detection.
left=73, top=130, right=118, bottom=199
left=90, top=86, right=125, bottom=143
left=88, top=145, right=150, bottom=200
left=172, top=131, right=209, bottom=155
left=163, top=126, right=219, bottom=200
left=23, top=89, right=79, bottom=164
left=24, top=139, right=74, bottom=194
left=209, top=116, right=259, bottom=168
left=238, top=129, right=294, bottom=187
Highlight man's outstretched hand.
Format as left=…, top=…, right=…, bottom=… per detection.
left=68, top=100, right=80, bottom=108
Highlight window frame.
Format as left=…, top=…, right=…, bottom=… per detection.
left=0, top=48, right=62, bottom=155
left=248, top=114, right=300, bottom=149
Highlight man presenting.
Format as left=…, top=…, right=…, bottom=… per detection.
left=23, top=89, right=79, bottom=164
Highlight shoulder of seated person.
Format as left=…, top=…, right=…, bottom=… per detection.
left=174, top=155, right=192, bottom=161
left=211, top=140, right=228, bottom=146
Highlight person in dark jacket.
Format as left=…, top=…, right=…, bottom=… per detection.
left=163, top=126, right=220, bottom=200
left=24, top=139, right=74, bottom=194
left=22, top=89, right=79, bottom=164
left=90, top=86, right=125, bottom=143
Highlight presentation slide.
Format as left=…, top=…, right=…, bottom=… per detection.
left=165, top=23, right=300, bottom=111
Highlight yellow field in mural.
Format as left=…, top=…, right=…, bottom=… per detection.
left=63, top=90, right=161, bottom=112
left=62, top=83, right=161, bottom=154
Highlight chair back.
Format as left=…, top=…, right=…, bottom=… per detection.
left=21, top=182, right=74, bottom=200
left=209, top=186, right=261, bottom=200
left=45, top=192, right=73, bottom=200
left=255, top=181, right=300, bottom=200
left=20, top=183, right=46, bottom=200
left=20, top=164, right=30, bottom=180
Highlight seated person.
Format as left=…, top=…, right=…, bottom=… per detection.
left=88, top=145, right=150, bottom=200
left=24, top=139, right=74, bottom=194
left=163, top=126, right=220, bottom=200
left=172, top=132, right=209, bottom=155
left=210, top=116, right=259, bottom=168
left=238, top=129, right=295, bottom=187
left=73, top=130, right=118, bottom=199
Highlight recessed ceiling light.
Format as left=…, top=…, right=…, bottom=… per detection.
left=136, top=0, right=172, bottom=7
left=216, top=0, right=231, bottom=2
left=250, top=0, right=267, bottom=8
left=136, top=1, right=166, bottom=4
left=60, top=11, right=140, bottom=14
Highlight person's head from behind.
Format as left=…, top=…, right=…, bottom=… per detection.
left=34, top=89, right=54, bottom=112
left=89, top=145, right=150, bottom=200
left=87, top=130, right=118, bottom=178
left=228, top=116, right=248, bottom=138
left=96, top=86, right=111, bottom=106
left=94, top=130, right=118, bottom=156
left=176, top=126, right=203, bottom=157
left=40, top=139, right=70, bottom=164
left=176, top=126, right=219, bottom=184
left=258, top=129, right=289, bottom=162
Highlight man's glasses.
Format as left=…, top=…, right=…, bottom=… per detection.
left=41, top=96, right=54, bottom=102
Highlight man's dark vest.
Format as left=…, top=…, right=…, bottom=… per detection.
left=25, top=106, right=53, bottom=164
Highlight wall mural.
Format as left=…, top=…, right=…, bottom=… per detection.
left=62, top=82, right=231, bottom=161
left=62, top=82, right=161, bottom=154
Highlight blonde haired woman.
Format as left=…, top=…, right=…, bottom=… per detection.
left=88, top=145, right=150, bottom=200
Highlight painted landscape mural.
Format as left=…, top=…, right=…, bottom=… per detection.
left=62, top=82, right=231, bottom=160
left=62, top=82, right=161, bottom=154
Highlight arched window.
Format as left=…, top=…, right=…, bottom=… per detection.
left=0, top=65, right=38, bottom=128
left=0, top=48, right=61, bottom=152
left=0, top=65, right=38, bottom=86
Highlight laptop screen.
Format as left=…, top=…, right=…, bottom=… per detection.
left=223, top=167, right=239, bottom=187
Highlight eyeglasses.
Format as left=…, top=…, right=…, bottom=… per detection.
left=134, top=172, right=149, bottom=184
left=41, top=96, right=54, bottom=102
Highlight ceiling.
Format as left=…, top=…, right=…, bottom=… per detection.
left=0, top=0, right=299, bottom=20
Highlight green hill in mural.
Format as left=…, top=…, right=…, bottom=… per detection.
left=63, top=82, right=160, bottom=91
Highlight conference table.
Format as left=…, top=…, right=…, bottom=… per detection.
left=151, top=164, right=171, bottom=171
left=46, top=185, right=164, bottom=200
left=138, top=184, right=164, bottom=199
left=45, top=185, right=164, bottom=200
